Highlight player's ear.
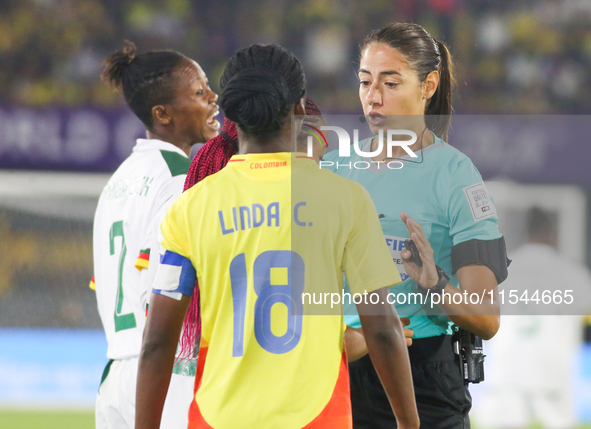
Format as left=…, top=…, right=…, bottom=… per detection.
left=422, top=70, right=439, bottom=101
left=152, top=105, right=172, bottom=126
left=294, top=98, right=306, bottom=116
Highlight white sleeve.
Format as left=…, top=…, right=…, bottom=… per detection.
left=138, top=175, right=186, bottom=308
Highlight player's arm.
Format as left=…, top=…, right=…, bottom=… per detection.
left=136, top=248, right=196, bottom=429
left=136, top=293, right=190, bottom=429
left=345, top=318, right=413, bottom=362
left=357, top=290, right=419, bottom=429
left=343, top=184, right=419, bottom=427
left=400, top=212, right=500, bottom=339
left=344, top=326, right=367, bottom=362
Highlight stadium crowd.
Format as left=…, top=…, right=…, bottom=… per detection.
left=1, top=0, right=591, bottom=113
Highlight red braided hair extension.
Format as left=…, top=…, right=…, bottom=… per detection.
left=304, top=97, right=321, bottom=116
left=178, top=98, right=323, bottom=360
left=184, top=118, right=238, bottom=192
left=177, top=118, right=237, bottom=361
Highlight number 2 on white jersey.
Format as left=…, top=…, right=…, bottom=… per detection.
left=110, top=221, right=137, bottom=332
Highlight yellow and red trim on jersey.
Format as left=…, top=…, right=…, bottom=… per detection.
left=135, top=248, right=150, bottom=271
left=187, top=348, right=352, bottom=429
left=89, top=276, right=96, bottom=290
left=301, top=351, right=352, bottom=428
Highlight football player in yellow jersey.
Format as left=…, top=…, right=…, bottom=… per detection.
left=135, top=44, right=419, bottom=429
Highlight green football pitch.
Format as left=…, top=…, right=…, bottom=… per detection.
left=0, top=410, right=590, bottom=429
left=0, top=410, right=95, bottom=429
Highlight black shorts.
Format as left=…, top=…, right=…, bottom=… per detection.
left=349, top=335, right=472, bottom=429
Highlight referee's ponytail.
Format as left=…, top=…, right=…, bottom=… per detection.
left=426, top=40, right=454, bottom=142
left=361, top=23, right=456, bottom=141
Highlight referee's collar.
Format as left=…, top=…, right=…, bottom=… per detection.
left=133, top=138, right=189, bottom=158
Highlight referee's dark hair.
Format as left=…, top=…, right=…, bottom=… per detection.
left=219, top=44, right=306, bottom=142
left=361, top=22, right=456, bottom=141
left=101, top=40, right=187, bottom=129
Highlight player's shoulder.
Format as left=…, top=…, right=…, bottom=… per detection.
left=157, top=149, right=191, bottom=178
left=164, top=166, right=230, bottom=225
left=137, top=148, right=190, bottom=181
left=132, top=139, right=191, bottom=178
left=430, top=136, right=472, bottom=167
left=177, top=165, right=227, bottom=203
left=321, top=144, right=362, bottom=168
left=428, top=136, right=481, bottom=182
left=314, top=164, right=371, bottom=201
left=101, top=143, right=189, bottom=203
left=317, top=164, right=360, bottom=185
left=322, top=147, right=342, bottom=163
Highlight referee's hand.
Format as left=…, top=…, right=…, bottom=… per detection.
left=346, top=318, right=413, bottom=362
left=400, top=317, right=413, bottom=347
left=399, top=212, right=439, bottom=290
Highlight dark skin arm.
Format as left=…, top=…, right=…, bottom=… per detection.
left=136, top=293, right=191, bottom=429
left=400, top=212, right=500, bottom=340
left=345, top=317, right=413, bottom=362
left=356, top=287, right=420, bottom=429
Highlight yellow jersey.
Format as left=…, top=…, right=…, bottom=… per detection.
left=153, top=152, right=401, bottom=428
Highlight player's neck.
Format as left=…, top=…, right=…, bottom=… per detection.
left=237, top=128, right=293, bottom=155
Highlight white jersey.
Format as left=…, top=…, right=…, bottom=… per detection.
left=485, top=243, right=591, bottom=388
left=92, top=138, right=190, bottom=359
left=473, top=243, right=591, bottom=429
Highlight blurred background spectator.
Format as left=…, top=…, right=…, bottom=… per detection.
left=472, top=207, right=591, bottom=428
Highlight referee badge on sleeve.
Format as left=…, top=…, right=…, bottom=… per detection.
left=463, top=182, right=497, bottom=222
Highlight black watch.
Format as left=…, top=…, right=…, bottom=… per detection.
left=416, top=265, right=450, bottom=296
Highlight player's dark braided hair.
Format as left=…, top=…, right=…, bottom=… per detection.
left=177, top=97, right=323, bottom=361
left=101, top=40, right=187, bottom=129
left=362, top=23, right=456, bottom=141
left=219, top=44, right=306, bottom=141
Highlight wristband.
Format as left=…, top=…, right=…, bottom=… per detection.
left=416, top=265, right=450, bottom=296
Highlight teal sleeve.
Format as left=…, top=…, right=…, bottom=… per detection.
left=447, top=158, right=502, bottom=246
left=342, top=278, right=362, bottom=328
left=321, top=149, right=339, bottom=172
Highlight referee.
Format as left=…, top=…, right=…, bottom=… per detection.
left=324, top=22, right=509, bottom=428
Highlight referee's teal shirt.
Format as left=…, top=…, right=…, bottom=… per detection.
left=323, top=133, right=502, bottom=338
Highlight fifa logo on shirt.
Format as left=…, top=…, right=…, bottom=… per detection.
left=314, top=126, right=418, bottom=170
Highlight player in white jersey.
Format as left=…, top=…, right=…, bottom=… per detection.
left=474, top=208, right=591, bottom=429
left=91, top=41, right=219, bottom=429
